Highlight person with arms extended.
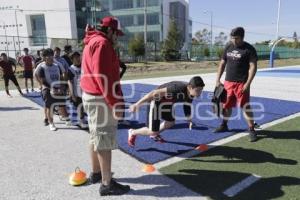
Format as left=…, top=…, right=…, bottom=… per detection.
left=214, top=27, right=258, bottom=142
left=0, top=53, right=23, bottom=96
left=80, top=16, right=130, bottom=196
left=128, top=76, right=205, bottom=147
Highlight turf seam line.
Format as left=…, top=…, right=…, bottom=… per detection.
left=223, top=174, right=261, bottom=197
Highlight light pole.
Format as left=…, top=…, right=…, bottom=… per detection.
left=0, top=20, right=9, bottom=56
left=275, top=0, right=281, bottom=40
left=144, top=0, right=147, bottom=62
left=14, top=9, right=22, bottom=55
left=204, top=10, right=213, bottom=58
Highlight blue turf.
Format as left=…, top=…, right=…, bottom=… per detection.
left=257, top=67, right=300, bottom=78
left=24, top=84, right=300, bottom=164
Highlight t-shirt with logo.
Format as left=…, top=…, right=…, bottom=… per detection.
left=157, top=81, right=193, bottom=117
left=19, top=55, right=35, bottom=71
left=68, top=65, right=82, bottom=97
left=0, top=60, right=15, bottom=76
left=38, top=62, right=62, bottom=90
left=222, top=42, right=258, bottom=82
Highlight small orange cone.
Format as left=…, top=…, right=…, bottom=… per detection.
left=69, top=167, right=87, bottom=186
left=142, top=164, right=156, bottom=173
left=195, top=144, right=209, bottom=152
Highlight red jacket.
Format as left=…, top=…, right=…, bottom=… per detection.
left=80, top=28, right=123, bottom=108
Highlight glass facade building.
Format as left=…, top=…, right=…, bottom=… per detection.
left=76, top=0, right=190, bottom=43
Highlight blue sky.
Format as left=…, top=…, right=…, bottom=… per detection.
left=189, top=0, right=300, bottom=43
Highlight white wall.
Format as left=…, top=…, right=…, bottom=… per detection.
left=0, top=0, right=77, bottom=55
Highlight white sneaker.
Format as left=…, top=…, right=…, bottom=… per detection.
left=49, top=123, right=57, bottom=131
left=65, top=120, right=72, bottom=126
left=59, top=116, right=70, bottom=121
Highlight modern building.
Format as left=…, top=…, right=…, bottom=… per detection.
left=0, top=0, right=191, bottom=58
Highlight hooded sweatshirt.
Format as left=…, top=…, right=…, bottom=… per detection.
left=80, top=28, right=123, bottom=108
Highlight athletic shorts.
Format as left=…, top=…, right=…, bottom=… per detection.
left=82, top=92, right=118, bottom=151
left=23, top=70, right=33, bottom=79
left=223, top=80, right=250, bottom=109
left=3, top=75, right=19, bottom=87
left=146, top=100, right=175, bottom=132
left=42, top=88, right=65, bottom=108
left=72, top=97, right=83, bottom=108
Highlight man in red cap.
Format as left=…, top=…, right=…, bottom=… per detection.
left=80, top=16, right=130, bottom=196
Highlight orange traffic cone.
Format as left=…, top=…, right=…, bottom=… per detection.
left=142, top=164, right=156, bottom=173
left=69, top=167, right=87, bottom=186
left=195, top=144, right=209, bottom=152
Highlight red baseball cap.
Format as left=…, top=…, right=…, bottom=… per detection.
left=100, top=16, right=124, bottom=36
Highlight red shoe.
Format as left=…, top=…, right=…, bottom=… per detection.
left=128, top=129, right=136, bottom=147
left=150, top=134, right=166, bottom=143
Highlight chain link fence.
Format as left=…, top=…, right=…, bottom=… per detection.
left=1, top=35, right=300, bottom=62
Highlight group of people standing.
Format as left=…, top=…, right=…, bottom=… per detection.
left=80, top=16, right=258, bottom=196
left=1, top=15, right=258, bottom=197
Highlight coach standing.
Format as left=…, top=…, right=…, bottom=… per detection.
left=80, top=16, right=130, bottom=196
left=214, top=27, right=258, bottom=142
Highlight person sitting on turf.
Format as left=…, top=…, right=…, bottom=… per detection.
left=128, top=76, right=205, bottom=147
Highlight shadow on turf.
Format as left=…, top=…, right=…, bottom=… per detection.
left=257, top=130, right=300, bottom=140
left=118, top=172, right=300, bottom=199
left=189, top=146, right=297, bottom=165
left=158, top=169, right=300, bottom=200
left=0, top=106, right=39, bottom=111
left=117, top=174, right=200, bottom=197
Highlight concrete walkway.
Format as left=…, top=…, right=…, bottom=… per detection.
left=0, top=66, right=299, bottom=200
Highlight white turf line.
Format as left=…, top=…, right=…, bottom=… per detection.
left=223, top=174, right=262, bottom=197
left=155, top=112, right=300, bottom=169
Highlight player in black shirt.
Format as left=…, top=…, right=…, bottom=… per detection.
left=215, top=27, right=258, bottom=142
left=128, top=76, right=205, bottom=147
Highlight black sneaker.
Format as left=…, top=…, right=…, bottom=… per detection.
left=214, top=123, right=229, bottom=133
left=249, top=129, right=258, bottom=142
left=87, top=172, right=102, bottom=184
left=99, top=179, right=130, bottom=196
left=44, top=118, right=49, bottom=126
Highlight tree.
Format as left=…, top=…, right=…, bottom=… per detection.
left=194, top=28, right=211, bottom=45
left=128, top=34, right=145, bottom=62
left=255, top=40, right=272, bottom=45
left=292, top=32, right=300, bottom=49
left=161, top=19, right=183, bottom=61
left=203, top=47, right=210, bottom=57
left=214, top=32, right=228, bottom=46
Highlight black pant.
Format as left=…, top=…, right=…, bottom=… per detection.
left=3, top=75, right=19, bottom=87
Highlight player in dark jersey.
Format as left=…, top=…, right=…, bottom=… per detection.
left=128, top=76, right=205, bottom=147
left=214, top=27, right=258, bottom=142
left=0, top=53, right=23, bottom=96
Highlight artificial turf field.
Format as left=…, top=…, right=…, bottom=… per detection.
left=160, top=117, right=300, bottom=200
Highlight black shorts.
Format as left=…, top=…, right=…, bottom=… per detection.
left=23, top=70, right=33, bottom=79
left=146, top=100, right=175, bottom=132
left=3, top=75, right=19, bottom=87
left=72, top=97, right=83, bottom=108
left=42, top=88, right=66, bottom=108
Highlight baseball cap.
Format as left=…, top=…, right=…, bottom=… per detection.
left=100, top=16, right=124, bottom=36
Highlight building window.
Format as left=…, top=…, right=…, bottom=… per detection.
left=147, top=31, right=160, bottom=42
left=97, top=0, right=109, bottom=11
left=137, top=0, right=159, bottom=7
left=30, top=14, right=47, bottom=46
left=112, top=0, right=133, bottom=10
left=137, top=13, right=159, bottom=25
left=118, top=15, right=134, bottom=27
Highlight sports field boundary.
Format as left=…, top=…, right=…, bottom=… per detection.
left=154, top=112, right=300, bottom=170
